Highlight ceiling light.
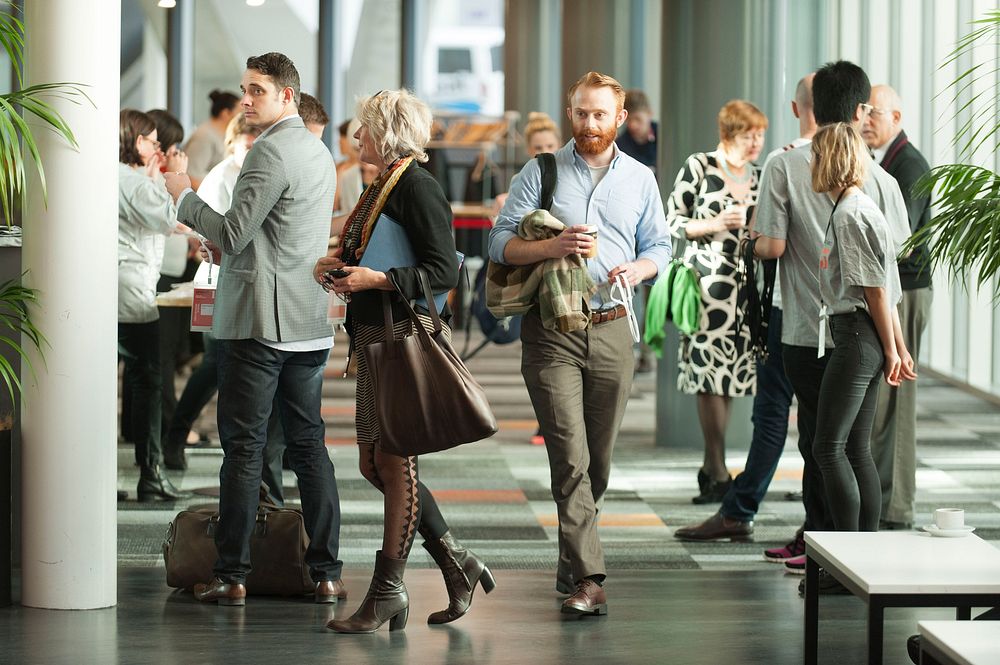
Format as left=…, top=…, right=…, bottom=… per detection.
left=246, top=0, right=266, bottom=6
left=158, top=0, right=176, bottom=7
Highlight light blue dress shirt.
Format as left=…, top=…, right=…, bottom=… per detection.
left=488, top=140, right=672, bottom=308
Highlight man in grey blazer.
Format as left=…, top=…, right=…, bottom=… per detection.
left=165, top=52, right=345, bottom=607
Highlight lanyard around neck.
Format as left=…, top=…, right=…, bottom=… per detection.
left=818, top=188, right=849, bottom=359
left=824, top=188, right=849, bottom=241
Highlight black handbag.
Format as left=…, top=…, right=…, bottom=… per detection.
left=363, top=269, right=498, bottom=456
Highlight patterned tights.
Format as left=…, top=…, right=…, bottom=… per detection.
left=358, top=443, right=449, bottom=560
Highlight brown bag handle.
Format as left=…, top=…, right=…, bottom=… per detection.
left=381, top=268, right=443, bottom=348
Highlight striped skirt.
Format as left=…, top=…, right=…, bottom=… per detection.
left=352, top=313, right=452, bottom=447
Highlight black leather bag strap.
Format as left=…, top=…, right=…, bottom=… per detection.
left=537, top=152, right=557, bottom=212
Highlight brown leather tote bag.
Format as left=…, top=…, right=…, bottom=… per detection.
left=362, top=269, right=498, bottom=456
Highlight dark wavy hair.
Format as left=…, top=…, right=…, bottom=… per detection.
left=299, top=93, right=329, bottom=128
left=146, top=109, right=184, bottom=150
left=813, top=60, right=871, bottom=126
left=119, top=109, right=156, bottom=166
left=245, top=52, right=301, bottom=105
left=209, top=89, right=240, bottom=118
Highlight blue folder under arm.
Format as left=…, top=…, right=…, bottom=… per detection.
left=358, top=213, right=462, bottom=312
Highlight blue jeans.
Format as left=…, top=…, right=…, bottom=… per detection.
left=720, top=308, right=794, bottom=522
left=214, top=339, right=343, bottom=584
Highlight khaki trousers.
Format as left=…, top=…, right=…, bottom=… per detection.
left=520, top=310, right=634, bottom=583
left=870, top=287, right=932, bottom=524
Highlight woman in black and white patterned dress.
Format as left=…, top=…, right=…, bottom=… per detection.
left=666, top=100, right=768, bottom=504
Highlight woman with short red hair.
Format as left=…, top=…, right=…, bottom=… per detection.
left=666, top=100, right=768, bottom=504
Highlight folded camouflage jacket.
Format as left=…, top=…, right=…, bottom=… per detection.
left=484, top=209, right=596, bottom=332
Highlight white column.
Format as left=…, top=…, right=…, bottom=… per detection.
left=21, top=0, right=120, bottom=609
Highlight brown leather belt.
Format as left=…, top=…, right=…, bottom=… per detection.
left=590, top=304, right=627, bottom=325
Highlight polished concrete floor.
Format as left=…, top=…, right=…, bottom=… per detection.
left=2, top=568, right=973, bottom=665
left=3, top=331, right=1000, bottom=664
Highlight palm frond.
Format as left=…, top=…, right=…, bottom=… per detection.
left=934, top=11, right=1000, bottom=160
left=0, top=3, right=92, bottom=227
left=906, top=165, right=1000, bottom=291
left=0, top=276, right=48, bottom=404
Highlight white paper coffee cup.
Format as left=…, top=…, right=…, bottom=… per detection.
left=933, top=508, right=964, bottom=530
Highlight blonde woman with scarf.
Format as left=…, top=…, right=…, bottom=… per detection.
left=312, top=89, right=495, bottom=633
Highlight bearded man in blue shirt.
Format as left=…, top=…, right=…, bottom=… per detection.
left=489, top=71, right=671, bottom=617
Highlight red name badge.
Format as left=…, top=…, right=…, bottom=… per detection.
left=191, top=283, right=216, bottom=332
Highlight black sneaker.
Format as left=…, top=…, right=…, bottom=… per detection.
left=797, top=570, right=850, bottom=596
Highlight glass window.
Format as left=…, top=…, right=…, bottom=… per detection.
left=490, top=44, right=502, bottom=72
left=438, top=48, right=473, bottom=74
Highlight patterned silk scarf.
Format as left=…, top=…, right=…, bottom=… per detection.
left=340, top=156, right=414, bottom=265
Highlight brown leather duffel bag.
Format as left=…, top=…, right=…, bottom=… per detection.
left=163, top=500, right=313, bottom=596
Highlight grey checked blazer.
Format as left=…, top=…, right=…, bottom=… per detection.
left=178, top=117, right=336, bottom=342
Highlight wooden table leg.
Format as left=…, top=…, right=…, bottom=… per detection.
left=805, top=555, right=819, bottom=665
left=867, top=598, right=884, bottom=665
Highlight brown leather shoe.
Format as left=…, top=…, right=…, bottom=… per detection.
left=674, top=511, right=753, bottom=542
left=561, top=578, right=607, bottom=616
left=193, top=577, right=246, bottom=606
left=314, top=579, right=348, bottom=604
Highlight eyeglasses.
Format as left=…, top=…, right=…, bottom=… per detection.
left=859, top=103, right=875, bottom=116
left=867, top=105, right=891, bottom=117
left=733, top=131, right=765, bottom=144
left=143, top=135, right=161, bottom=150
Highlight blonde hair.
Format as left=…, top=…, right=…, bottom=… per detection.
left=355, top=89, right=433, bottom=164
left=718, top=100, right=768, bottom=143
left=223, top=112, right=261, bottom=156
left=810, top=122, right=868, bottom=193
left=524, top=112, right=560, bottom=146
left=567, top=71, right=626, bottom=112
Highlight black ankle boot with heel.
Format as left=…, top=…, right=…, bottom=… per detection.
left=422, top=531, right=496, bottom=625
left=137, top=465, right=191, bottom=501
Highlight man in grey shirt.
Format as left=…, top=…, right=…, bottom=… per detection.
left=753, top=61, right=912, bottom=559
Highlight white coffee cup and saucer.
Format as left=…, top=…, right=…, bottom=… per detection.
left=921, top=508, right=975, bottom=538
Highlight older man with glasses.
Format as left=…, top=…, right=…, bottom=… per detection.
left=861, top=84, right=934, bottom=532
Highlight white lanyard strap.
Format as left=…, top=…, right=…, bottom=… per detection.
left=610, top=273, right=641, bottom=344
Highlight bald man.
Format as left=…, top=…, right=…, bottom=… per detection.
left=862, top=84, right=932, bottom=530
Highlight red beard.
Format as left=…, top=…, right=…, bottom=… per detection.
left=573, top=124, right=618, bottom=155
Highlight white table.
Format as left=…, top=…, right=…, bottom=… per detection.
left=804, top=531, right=1000, bottom=665
left=918, top=621, right=1000, bottom=665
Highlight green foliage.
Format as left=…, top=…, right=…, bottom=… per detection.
left=904, top=10, right=1000, bottom=291
left=0, top=4, right=86, bottom=406
left=0, top=6, right=90, bottom=226
left=0, top=276, right=45, bottom=405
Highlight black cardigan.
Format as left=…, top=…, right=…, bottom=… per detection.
left=346, top=164, right=460, bottom=326
left=881, top=131, right=932, bottom=290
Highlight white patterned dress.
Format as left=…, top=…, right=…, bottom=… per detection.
left=666, top=151, right=758, bottom=397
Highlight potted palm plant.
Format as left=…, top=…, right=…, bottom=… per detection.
left=906, top=10, right=1000, bottom=289
left=0, top=5, right=85, bottom=606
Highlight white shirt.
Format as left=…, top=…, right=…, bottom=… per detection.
left=118, top=164, right=179, bottom=323
left=871, top=132, right=899, bottom=165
